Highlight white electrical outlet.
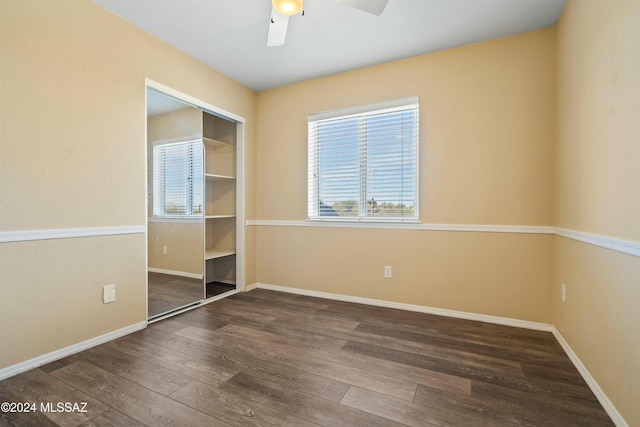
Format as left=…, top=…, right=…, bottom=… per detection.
left=561, top=284, right=566, bottom=303
left=162, top=246, right=168, bottom=255
left=103, top=284, right=116, bottom=304
left=384, top=266, right=392, bottom=279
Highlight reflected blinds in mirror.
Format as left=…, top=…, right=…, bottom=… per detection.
left=152, top=140, right=203, bottom=217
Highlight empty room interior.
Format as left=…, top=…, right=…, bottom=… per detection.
left=1, top=0, right=638, bottom=426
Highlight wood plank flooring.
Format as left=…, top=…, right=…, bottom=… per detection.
left=148, top=272, right=203, bottom=317
left=148, top=273, right=235, bottom=318
left=0, top=289, right=614, bottom=426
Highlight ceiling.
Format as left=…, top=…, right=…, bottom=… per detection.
left=94, top=0, right=566, bottom=92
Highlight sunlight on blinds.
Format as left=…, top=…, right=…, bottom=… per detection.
left=308, top=98, right=419, bottom=221
left=152, top=140, right=203, bottom=217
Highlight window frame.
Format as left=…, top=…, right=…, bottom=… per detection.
left=151, top=139, right=204, bottom=219
left=307, top=97, right=420, bottom=223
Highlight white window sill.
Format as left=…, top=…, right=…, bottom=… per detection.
left=302, top=219, right=423, bottom=230
left=306, top=218, right=421, bottom=226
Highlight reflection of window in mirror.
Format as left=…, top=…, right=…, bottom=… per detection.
left=152, top=140, right=203, bottom=217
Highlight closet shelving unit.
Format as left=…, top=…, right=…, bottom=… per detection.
left=203, top=113, right=237, bottom=298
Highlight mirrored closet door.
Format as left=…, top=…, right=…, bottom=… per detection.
left=147, top=88, right=205, bottom=318
left=146, top=86, right=242, bottom=321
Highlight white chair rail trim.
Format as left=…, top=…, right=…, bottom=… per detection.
left=554, top=227, right=640, bottom=258
left=2, top=223, right=637, bottom=258
left=0, top=226, right=146, bottom=243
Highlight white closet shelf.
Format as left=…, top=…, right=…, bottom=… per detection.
left=203, top=137, right=233, bottom=149
left=205, top=214, right=236, bottom=219
left=205, top=173, right=236, bottom=181
left=205, top=248, right=236, bottom=260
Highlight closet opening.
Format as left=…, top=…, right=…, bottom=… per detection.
left=145, top=80, right=245, bottom=322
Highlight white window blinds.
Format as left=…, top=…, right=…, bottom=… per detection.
left=308, top=97, right=419, bottom=221
left=152, top=140, right=203, bottom=217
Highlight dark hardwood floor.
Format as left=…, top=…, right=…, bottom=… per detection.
left=207, top=281, right=236, bottom=299
left=0, top=289, right=614, bottom=426
left=148, top=272, right=203, bottom=317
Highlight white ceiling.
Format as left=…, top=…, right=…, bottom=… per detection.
left=94, top=0, right=566, bottom=92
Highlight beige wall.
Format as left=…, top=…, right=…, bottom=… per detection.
left=148, top=106, right=203, bottom=143
left=258, top=227, right=553, bottom=322
left=0, top=0, right=256, bottom=369
left=0, top=236, right=146, bottom=368
left=554, top=0, right=640, bottom=241
left=553, top=0, right=640, bottom=424
left=2, top=0, right=638, bottom=422
left=148, top=221, right=203, bottom=275
left=256, top=29, right=556, bottom=225
left=255, top=29, right=556, bottom=323
left=147, top=108, right=204, bottom=276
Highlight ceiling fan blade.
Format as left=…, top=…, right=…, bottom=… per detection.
left=267, top=8, right=290, bottom=46
left=336, top=0, right=389, bottom=16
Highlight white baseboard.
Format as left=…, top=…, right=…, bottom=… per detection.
left=148, top=267, right=203, bottom=280
left=244, top=282, right=259, bottom=292
left=250, top=282, right=627, bottom=427
left=551, top=328, right=628, bottom=427
left=252, top=283, right=552, bottom=331
left=0, top=321, right=147, bottom=381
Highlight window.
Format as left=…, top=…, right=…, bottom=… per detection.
left=308, top=97, right=419, bottom=222
left=152, top=140, right=203, bottom=217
